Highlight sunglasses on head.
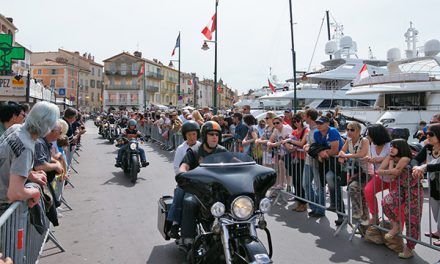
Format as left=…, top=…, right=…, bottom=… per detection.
left=427, top=131, right=435, bottom=137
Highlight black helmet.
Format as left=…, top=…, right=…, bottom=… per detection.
left=181, top=120, right=200, bottom=140
left=128, top=119, right=137, bottom=127
left=201, top=121, right=222, bottom=144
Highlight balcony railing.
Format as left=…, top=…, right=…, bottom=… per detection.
left=167, top=77, right=178, bottom=83
left=146, top=85, right=159, bottom=93
left=105, top=86, right=140, bottom=90
left=105, top=99, right=140, bottom=106
left=146, top=71, right=164, bottom=80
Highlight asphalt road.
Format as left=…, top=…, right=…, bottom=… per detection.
left=40, top=122, right=439, bottom=264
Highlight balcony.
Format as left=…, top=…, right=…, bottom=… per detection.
left=167, top=76, right=178, bottom=83
left=105, top=86, right=140, bottom=90
left=146, top=71, right=164, bottom=80
left=146, top=85, right=159, bottom=93
left=105, top=70, right=118, bottom=75
left=105, top=99, right=140, bottom=106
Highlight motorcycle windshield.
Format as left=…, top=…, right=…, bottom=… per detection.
left=176, top=152, right=276, bottom=208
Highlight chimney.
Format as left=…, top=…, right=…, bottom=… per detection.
left=153, top=58, right=158, bottom=63
left=92, top=56, right=95, bottom=61
left=134, top=51, right=142, bottom=58
left=88, top=53, right=91, bottom=60
left=6, top=17, right=13, bottom=24
left=74, top=51, right=80, bottom=55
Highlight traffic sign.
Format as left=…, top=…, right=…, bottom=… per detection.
left=58, top=88, right=66, bottom=96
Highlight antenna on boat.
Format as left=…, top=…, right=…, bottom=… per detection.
left=368, top=46, right=376, bottom=60
left=404, top=22, right=418, bottom=59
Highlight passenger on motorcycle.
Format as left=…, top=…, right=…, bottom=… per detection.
left=118, top=115, right=129, bottom=129
left=178, top=121, right=227, bottom=244
left=167, top=121, right=201, bottom=239
left=115, top=119, right=149, bottom=168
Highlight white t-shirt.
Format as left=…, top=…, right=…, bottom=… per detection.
left=371, top=142, right=391, bottom=181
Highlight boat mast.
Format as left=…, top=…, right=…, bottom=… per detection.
left=326, top=10, right=332, bottom=60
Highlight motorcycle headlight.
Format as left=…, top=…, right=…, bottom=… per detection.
left=231, top=196, right=254, bottom=220
left=210, top=202, right=225, bottom=218
left=129, top=143, right=137, bottom=150
left=259, top=198, right=271, bottom=213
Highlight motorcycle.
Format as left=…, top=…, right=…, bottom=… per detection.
left=158, top=152, right=276, bottom=264
left=107, top=123, right=120, bottom=144
left=119, top=138, right=142, bottom=183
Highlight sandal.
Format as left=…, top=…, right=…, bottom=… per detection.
left=434, top=240, right=440, bottom=247
left=398, top=249, right=414, bottom=259
left=425, top=232, right=440, bottom=239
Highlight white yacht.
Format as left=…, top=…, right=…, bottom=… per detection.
left=258, top=29, right=388, bottom=123
left=348, top=23, right=440, bottom=136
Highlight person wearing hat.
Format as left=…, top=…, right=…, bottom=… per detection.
left=283, top=109, right=293, bottom=127
left=314, top=115, right=345, bottom=226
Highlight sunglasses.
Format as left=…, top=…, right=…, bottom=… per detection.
left=426, top=131, right=435, bottom=137
left=265, top=117, right=271, bottom=120
left=273, top=122, right=281, bottom=125
left=207, top=132, right=219, bottom=137
left=347, top=128, right=356, bottom=132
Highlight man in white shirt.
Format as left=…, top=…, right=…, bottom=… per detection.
left=168, top=121, right=201, bottom=238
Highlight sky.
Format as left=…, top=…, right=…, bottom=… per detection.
left=4, top=0, right=440, bottom=95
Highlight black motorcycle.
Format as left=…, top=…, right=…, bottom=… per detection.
left=107, top=123, right=120, bottom=144
left=120, top=138, right=141, bottom=183
left=158, top=152, right=276, bottom=264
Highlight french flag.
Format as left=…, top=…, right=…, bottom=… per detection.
left=171, top=33, right=180, bottom=57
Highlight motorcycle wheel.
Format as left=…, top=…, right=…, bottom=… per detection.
left=130, top=155, right=139, bottom=184
left=189, top=234, right=223, bottom=264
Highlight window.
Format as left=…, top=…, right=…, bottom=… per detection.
left=98, top=69, right=101, bottom=77
left=121, top=78, right=126, bottom=88
left=132, top=63, right=138, bottom=75
left=155, top=94, right=160, bottom=102
left=97, top=81, right=101, bottom=89
left=37, top=69, right=42, bottom=75
left=50, top=79, right=56, bottom=88
left=91, top=92, right=94, bottom=102
left=91, top=67, right=95, bottom=76
left=85, top=80, right=89, bottom=87
left=130, top=93, right=138, bottom=104
left=110, top=63, right=116, bottom=74
left=90, top=80, right=95, bottom=88
left=131, top=79, right=137, bottom=88
left=120, top=63, right=127, bottom=75
left=51, top=69, right=57, bottom=75
left=109, top=77, right=114, bottom=87
left=119, top=93, right=127, bottom=104
left=71, top=79, right=75, bottom=89
left=108, top=93, right=117, bottom=103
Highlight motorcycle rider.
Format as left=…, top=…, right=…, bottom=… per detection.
left=178, top=121, right=227, bottom=245
left=167, top=121, right=201, bottom=239
left=115, top=119, right=149, bottom=168
left=118, top=115, right=129, bottom=129
left=107, top=113, right=116, bottom=124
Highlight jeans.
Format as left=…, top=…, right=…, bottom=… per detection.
left=326, top=170, right=345, bottom=217
left=116, top=144, right=147, bottom=162
left=303, top=164, right=325, bottom=215
left=166, top=187, right=185, bottom=225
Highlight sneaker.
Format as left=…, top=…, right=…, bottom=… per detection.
left=142, top=161, right=149, bottom=167
left=115, top=162, right=122, bottom=167
left=167, top=224, right=180, bottom=239
left=308, top=211, right=324, bottom=218
left=335, top=218, right=344, bottom=226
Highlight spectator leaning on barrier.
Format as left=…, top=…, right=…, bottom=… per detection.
left=314, top=115, right=345, bottom=226
left=302, top=108, right=326, bottom=217
left=379, top=139, right=422, bottom=259
left=256, top=111, right=276, bottom=168
left=363, top=124, right=395, bottom=225
left=232, top=112, right=248, bottom=147
left=338, top=121, right=372, bottom=224
left=63, top=108, right=79, bottom=151
left=412, top=123, right=440, bottom=247
left=0, top=101, right=26, bottom=136
left=0, top=101, right=59, bottom=215
left=242, top=114, right=258, bottom=157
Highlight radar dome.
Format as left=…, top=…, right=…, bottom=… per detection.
left=340, top=36, right=353, bottom=49
left=387, top=48, right=401, bottom=62
left=424, top=39, right=440, bottom=56
left=325, top=41, right=338, bottom=55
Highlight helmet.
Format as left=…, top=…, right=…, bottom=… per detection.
left=128, top=119, right=137, bottom=127
left=109, top=113, right=114, bottom=117
left=201, top=121, right=222, bottom=145
left=122, top=115, right=129, bottom=121
left=181, top=121, right=200, bottom=140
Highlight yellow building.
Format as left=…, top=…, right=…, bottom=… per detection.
left=160, top=64, right=179, bottom=106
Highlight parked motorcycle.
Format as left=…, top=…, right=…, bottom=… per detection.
left=158, top=152, right=276, bottom=264
left=119, top=138, right=142, bottom=183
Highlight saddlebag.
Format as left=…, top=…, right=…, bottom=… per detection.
left=157, top=195, right=173, bottom=240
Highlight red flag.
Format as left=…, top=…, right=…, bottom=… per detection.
left=355, top=64, right=369, bottom=82
left=201, top=13, right=216, bottom=40
left=217, top=83, right=222, bottom=93
left=138, top=64, right=145, bottom=77
left=171, top=33, right=180, bottom=57
left=268, top=79, right=276, bottom=93
left=187, top=79, right=192, bottom=85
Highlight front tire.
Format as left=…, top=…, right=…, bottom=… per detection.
left=130, top=155, right=139, bottom=183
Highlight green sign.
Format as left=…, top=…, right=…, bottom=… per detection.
left=0, top=34, right=25, bottom=72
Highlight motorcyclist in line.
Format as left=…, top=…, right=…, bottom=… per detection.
left=118, top=115, right=129, bottom=129
left=115, top=119, right=149, bottom=168
left=107, top=113, right=116, bottom=124
left=178, top=121, right=228, bottom=246
left=167, top=121, right=201, bottom=239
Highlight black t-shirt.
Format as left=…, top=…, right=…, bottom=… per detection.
left=181, top=143, right=227, bottom=171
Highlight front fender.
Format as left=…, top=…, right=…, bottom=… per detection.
left=236, top=237, right=272, bottom=264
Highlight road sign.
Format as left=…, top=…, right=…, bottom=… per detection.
left=58, top=88, right=66, bottom=96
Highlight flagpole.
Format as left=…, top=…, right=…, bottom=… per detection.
left=178, top=31, right=181, bottom=107
left=288, top=0, right=297, bottom=113
left=213, top=0, right=218, bottom=115
left=143, top=62, right=146, bottom=111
